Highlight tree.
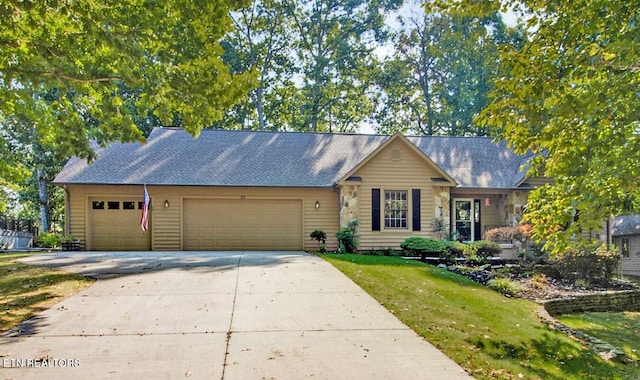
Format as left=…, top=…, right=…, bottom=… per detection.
left=0, top=3, right=253, bottom=170
left=434, top=0, right=640, bottom=253
left=285, top=0, right=401, bottom=132
left=373, top=3, right=521, bottom=136
left=221, top=0, right=296, bottom=131
left=0, top=1, right=254, bottom=214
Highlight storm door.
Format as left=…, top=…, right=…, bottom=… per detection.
left=453, top=198, right=480, bottom=242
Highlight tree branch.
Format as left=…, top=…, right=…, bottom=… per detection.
left=41, top=71, right=122, bottom=83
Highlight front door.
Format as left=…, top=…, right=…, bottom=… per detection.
left=453, top=198, right=481, bottom=242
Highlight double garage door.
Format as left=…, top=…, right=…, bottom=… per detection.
left=182, top=198, right=303, bottom=250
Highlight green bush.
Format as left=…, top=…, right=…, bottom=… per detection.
left=547, top=244, right=621, bottom=284
left=456, top=240, right=501, bottom=264
left=401, top=237, right=446, bottom=256
left=488, top=278, right=524, bottom=297
left=336, top=220, right=358, bottom=253
left=35, top=233, right=76, bottom=248
left=469, top=240, right=502, bottom=258
left=443, top=240, right=466, bottom=257
left=36, top=232, right=61, bottom=248
left=310, top=230, right=327, bottom=244
left=400, top=237, right=454, bottom=262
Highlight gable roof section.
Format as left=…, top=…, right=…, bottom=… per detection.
left=611, top=215, right=640, bottom=237
left=54, top=128, right=389, bottom=187
left=408, top=136, right=532, bottom=189
left=336, top=133, right=457, bottom=186
left=55, top=128, right=531, bottom=189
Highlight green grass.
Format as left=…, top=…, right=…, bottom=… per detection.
left=323, top=254, right=640, bottom=380
left=0, top=252, right=95, bottom=333
left=558, top=312, right=640, bottom=361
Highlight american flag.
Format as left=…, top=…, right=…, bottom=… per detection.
left=140, top=185, right=150, bottom=232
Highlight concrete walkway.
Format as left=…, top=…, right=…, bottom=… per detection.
left=1, top=251, right=472, bottom=379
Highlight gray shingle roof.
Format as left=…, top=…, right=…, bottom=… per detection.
left=407, top=136, right=532, bottom=188
left=54, top=128, right=389, bottom=187
left=54, top=127, right=530, bottom=188
left=611, top=215, right=640, bottom=237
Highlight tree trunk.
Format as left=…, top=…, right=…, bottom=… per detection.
left=37, top=168, right=50, bottom=233
left=253, top=86, right=266, bottom=131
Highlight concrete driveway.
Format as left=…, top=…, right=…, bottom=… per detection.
left=1, top=251, right=472, bottom=379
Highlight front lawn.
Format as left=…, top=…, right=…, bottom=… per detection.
left=558, top=312, right=640, bottom=362
left=0, top=252, right=95, bottom=333
left=323, top=254, right=639, bottom=380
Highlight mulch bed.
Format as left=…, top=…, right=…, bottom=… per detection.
left=443, top=263, right=639, bottom=301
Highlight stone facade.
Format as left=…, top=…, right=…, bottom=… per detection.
left=433, top=186, right=451, bottom=239
left=340, top=185, right=359, bottom=228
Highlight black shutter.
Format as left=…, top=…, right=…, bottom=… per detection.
left=372, top=189, right=381, bottom=231
left=412, top=189, right=421, bottom=231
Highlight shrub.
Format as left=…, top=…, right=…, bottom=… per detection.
left=400, top=237, right=448, bottom=260
left=36, top=232, right=61, bottom=248
left=486, top=225, right=532, bottom=243
left=456, top=240, right=501, bottom=264
left=488, top=278, right=524, bottom=297
left=310, top=230, right=327, bottom=244
left=531, top=273, right=548, bottom=289
left=336, top=220, right=358, bottom=253
left=443, top=240, right=466, bottom=257
left=547, top=244, right=621, bottom=284
left=517, top=243, right=548, bottom=264
left=469, top=240, right=502, bottom=258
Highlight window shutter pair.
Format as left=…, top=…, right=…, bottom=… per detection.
left=371, top=189, right=420, bottom=231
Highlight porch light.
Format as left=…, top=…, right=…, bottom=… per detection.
left=164, top=200, right=170, bottom=208
left=315, top=201, right=320, bottom=209
left=485, top=197, right=490, bottom=206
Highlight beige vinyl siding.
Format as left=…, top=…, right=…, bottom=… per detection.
left=66, top=185, right=87, bottom=250
left=615, top=235, right=640, bottom=276
left=352, top=139, right=443, bottom=250
left=64, top=184, right=338, bottom=251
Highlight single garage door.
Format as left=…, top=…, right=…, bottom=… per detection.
left=89, top=198, right=151, bottom=250
left=183, top=198, right=303, bottom=250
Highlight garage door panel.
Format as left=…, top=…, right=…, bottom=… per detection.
left=183, top=199, right=302, bottom=251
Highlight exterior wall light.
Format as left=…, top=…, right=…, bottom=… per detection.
left=164, top=200, right=170, bottom=208
left=315, top=201, right=320, bottom=209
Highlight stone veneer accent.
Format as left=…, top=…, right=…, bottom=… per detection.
left=433, top=186, right=451, bottom=235
left=340, top=185, right=359, bottom=228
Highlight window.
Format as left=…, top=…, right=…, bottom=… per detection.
left=107, top=201, right=120, bottom=210
left=92, top=201, right=105, bottom=210
left=384, top=190, right=407, bottom=229
left=123, top=201, right=136, bottom=210
left=621, top=238, right=630, bottom=258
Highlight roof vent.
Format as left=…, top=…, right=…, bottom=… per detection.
left=390, top=148, right=403, bottom=161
